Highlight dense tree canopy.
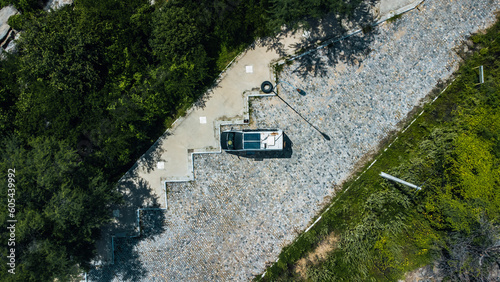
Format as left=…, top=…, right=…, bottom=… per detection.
left=0, top=135, right=120, bottom=280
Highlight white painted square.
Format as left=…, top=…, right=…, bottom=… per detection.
left=157, top=161, right=165, bottom=170
left=113, top=209, right=120, bottom=218
left=246, top=65, right=253, bottom=73
left=199, top=116, right=207, bottom=124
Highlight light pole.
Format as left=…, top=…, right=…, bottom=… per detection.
left=260, top=81, right=330, bottom=141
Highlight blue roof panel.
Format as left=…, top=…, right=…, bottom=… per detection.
left=244, top=133, right=260, bottom=141
left=243, top=142, right=260, bottom=150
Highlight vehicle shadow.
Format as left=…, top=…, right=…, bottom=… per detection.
left=226, top=133, right=293, bottom=159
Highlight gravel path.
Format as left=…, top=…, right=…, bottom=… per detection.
left=89, top=0, right=499, bottom=280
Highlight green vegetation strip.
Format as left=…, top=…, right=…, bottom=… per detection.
left=259, top=15, right=500, bottom=282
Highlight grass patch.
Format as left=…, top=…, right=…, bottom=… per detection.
left=274, top=63, right=285, bottom=81
left=216, top=44, right=248, bottom=72
left=257, top=14, right=500, bottom=282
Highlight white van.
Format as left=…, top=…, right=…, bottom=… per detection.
left=220, top=129, right=284, bottom=152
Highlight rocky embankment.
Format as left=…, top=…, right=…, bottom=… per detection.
left=0, top=0, right=74, bottom=56
left=0, top=5, right=19, bottom=54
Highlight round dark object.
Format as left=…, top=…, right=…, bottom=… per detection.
left=261, top=81, right=274, bottom=93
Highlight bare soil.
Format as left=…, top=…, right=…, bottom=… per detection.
left=294, top=233, right=339, bottom=280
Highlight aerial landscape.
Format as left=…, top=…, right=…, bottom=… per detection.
left=1, top=0, right=499, bottom=281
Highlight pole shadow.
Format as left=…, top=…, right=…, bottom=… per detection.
left=273, top=92, right=331, bottom=141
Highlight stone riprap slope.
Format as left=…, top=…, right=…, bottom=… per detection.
left=88, top=0, right=499, bottom=280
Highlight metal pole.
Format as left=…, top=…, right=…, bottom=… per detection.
left=273, top=90, right=330, bottom=140
left=380, top=172, right=421, bottom=190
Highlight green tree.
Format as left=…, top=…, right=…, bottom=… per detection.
left=150, top=4, right=205, bottom=64
left=14, top=7, right=104, bottom=144
left=149, top=2, right=211, bottom=111
left=0, top=55, right=20, bottom=136
left=0, top=135, right=121, bottom=281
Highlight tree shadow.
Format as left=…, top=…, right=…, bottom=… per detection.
left=132, top=131, right=168, bottom=174
left=226, top=133, right=293, bottom=159
left=261, top=0, right=379, bottom=79
left=258, top=28, right=298, bottom=58
left=116, top=171, right=165, bottom=220
left=192, top=50, right=235, bottom=110
left=193, top=82, right=219, bottom=110
left=291, top=0, right=378, bottom=79
left=88, top=237, right=147, bottom=281
left=88, top=170, right=167, bottom=281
